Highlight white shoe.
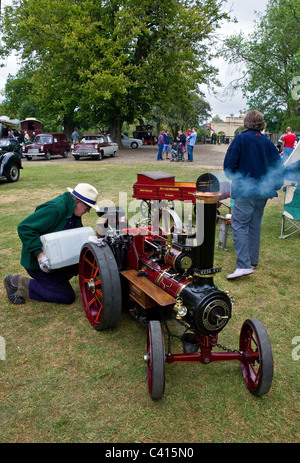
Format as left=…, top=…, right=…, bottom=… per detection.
left=227, top=268, right=253, bottom=280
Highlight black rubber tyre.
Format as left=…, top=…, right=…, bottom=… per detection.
left=6, top=163, right=20, bottom=182
left=79, top=242, right=122, bottom=331
left=146, top=320, right=165, bottom=400
left=239, top=318, right=273, bottom=396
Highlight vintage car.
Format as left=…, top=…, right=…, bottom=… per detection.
left=0, top=138, right=23, bottom=182
left=72, top=134, right=118, bottom=160
left=0, top=137, right=22, bottom=157
left=121, top=134, right=143, bottom=149
left=22, top=133, right=71, bottom=160
left=132, top=124, right=157, bottom=145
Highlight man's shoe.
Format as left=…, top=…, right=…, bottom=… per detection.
left=4, top=275, right=25, bottom=304
left=227, top=268, right=253, bottom=280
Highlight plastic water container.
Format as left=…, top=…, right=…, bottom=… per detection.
left=40, top=226, right=96, bottom=269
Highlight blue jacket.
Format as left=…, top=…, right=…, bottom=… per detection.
left=224, top=129, right=284, bottom=198
left=163, top=133, right=170, bottom=144
left=187, top=131, right=197, bottom=146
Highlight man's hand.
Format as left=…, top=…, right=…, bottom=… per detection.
left=38, top=254, right=52, bottom=273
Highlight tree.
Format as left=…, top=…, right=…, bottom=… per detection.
left=222, top=0, right=300, bottom=131
left=164, top=92, right=211, bottom=138
left=1, top=0, right=230, bottom=143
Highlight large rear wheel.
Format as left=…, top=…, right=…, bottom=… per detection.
left=239, top=318, right=273, bottom=396
left=79, top=242, right=122, bottom=330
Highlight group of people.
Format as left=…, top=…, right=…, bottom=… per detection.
left=157, top=128, right=197, bottom=162
left=4, top=128, right=36, bottom=143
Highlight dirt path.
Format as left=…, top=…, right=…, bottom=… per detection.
left=22, top=143, right=228, bottom=169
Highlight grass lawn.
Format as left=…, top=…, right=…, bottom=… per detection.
left=0, top=160, right=299, bottom=443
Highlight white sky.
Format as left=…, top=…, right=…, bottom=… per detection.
left=0, top=0, right=269, bottom=118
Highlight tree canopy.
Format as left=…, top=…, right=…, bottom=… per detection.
left=0, top=0, right=230, bottom=142
left=222, top=0, right=300, bottom=132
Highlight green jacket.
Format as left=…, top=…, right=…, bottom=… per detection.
left=18, top=192, right=82, bottom=270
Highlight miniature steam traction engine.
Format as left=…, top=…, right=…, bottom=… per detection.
left=78, top=173, right=273, bottom=400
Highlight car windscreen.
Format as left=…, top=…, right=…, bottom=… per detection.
left=83, top=136, right=104, bottom=143
left=0, top=139, right=11, bottom=146
left=35, top=136, right=52, bottom=143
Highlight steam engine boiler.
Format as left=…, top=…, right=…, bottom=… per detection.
left=78, top=173, right=273, bottom=400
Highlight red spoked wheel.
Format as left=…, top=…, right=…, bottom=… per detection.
left=79, top=242, right=122, bottom=331
left=145, top=320, right=165, bottom=400
left=239, top=318, right=273, bottom=396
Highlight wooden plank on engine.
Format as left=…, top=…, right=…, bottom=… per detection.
left=121, top=269, right=176, bottom=308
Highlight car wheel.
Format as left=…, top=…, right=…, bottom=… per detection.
left=74, top=156, right=79, bottom=161
left=6, top=163, right=20, bottom=183
left=131, top=142, right=138, bottom=149
left=26, top=156, right=33, bottom=161
left=62, top=150, right=69, bottom=158
left=45, top=150, right=51, bottom=160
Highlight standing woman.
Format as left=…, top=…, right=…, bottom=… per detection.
left=224, top=110, right=283, bottom=279
left=157, top=131, right=165, bottom=161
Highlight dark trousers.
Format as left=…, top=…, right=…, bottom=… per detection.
left=26, top=265, right=78, bottom=304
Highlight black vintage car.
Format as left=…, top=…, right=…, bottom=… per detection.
left=0, top=138, right=23, bottom=182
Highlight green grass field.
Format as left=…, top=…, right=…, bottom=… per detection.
left=0, top=160, right=299, bottom=443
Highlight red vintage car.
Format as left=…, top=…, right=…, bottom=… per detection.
left=22, top=133, right=70, bottom=160
left=72, top=134, right=118, bottom=160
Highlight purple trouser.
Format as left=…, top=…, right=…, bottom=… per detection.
left=26, top=265, right=78, bottom=304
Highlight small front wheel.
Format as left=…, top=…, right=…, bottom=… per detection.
left=146, top=320, right=165, bottom=400
left=239, top=318, right=273, bottom=396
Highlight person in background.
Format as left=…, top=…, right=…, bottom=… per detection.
left=0, top=120, right=3, bottom=139
left=8, top=130, right=15, bottom=139
left=31, top=131, right=36, bottom=142
left=187, top=127, right=197, bottom=162
left=72, top=129, right=80, bottom=144
left=157, top=131, right=165, bottom=161
left=17, top=130, right=25, bottom=144
left=224, top=110, right=283, bottom=280
left=162, top=130, right=170, bottom=160
left=282, top=127, right=296, bottom=163
left=4, top=183, right=99, bottom=305
left=176, top=130, right=186, bottom=160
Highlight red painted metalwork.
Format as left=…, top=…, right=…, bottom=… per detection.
left=78, top=172, right=273, bottom=400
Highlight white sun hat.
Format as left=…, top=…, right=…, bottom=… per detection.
left=67, top=183, right=99, bottom=210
